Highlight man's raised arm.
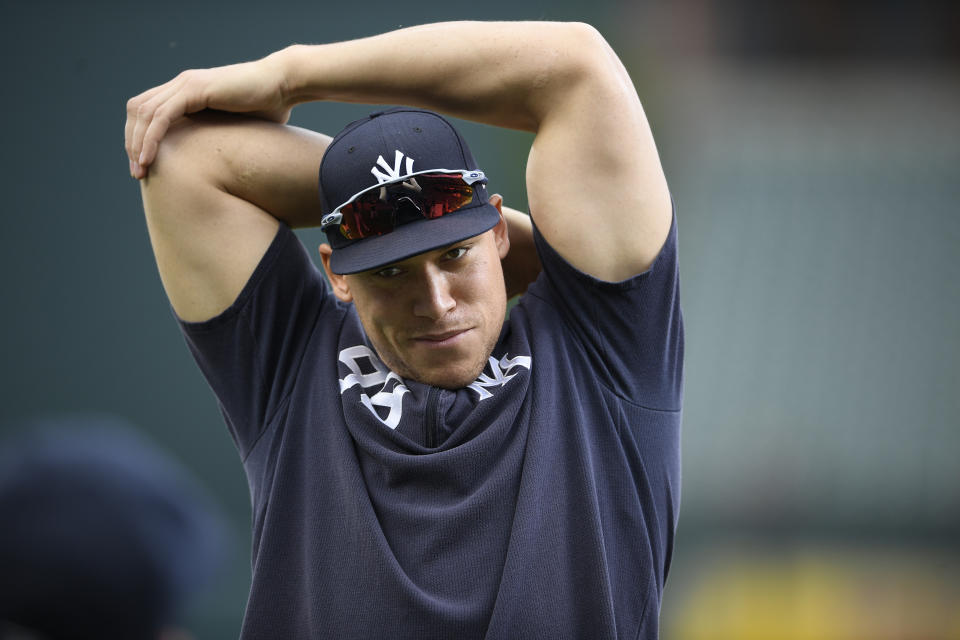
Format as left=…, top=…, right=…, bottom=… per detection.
left=272, top=21, right=670, bottom=280
left=131, top=113, right=330, bottom=322
left=126, top=21, right=669, bottom=322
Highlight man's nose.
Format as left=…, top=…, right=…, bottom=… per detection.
left=412, top=266, right=456, bottom=320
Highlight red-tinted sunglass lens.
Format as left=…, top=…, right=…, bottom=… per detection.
left=337, top=174, right=479, bottom=239
left=416, top=175, right=476, bottom=218
left=339, top=196, right=395, bottom=239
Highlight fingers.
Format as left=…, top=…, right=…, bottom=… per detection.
left=125, top=82, right=167, bottom=177
left=123, top=61, right=289, bottom=178
left=125, top=71, right=204, bottom=179
left=134, top=87, right=184, bottom=170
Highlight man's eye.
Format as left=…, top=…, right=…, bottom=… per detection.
left=375, top=266, right=403, bottom=278
left=445, top=246, right=469, bottom=260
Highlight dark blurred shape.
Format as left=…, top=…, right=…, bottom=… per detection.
left=622, top=0, right=960, bottom=62
left=0, top=415, right=229, bottom=639
left=716, top=0, right=960, bottom=61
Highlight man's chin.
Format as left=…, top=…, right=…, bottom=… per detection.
left=405, top=359, right=488, bottom=390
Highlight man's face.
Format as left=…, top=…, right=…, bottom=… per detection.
left=321, top=216, right=510, bottom=389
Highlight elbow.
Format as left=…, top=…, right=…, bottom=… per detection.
left=146, top=112, right=242, bottom=187
left=556, top=22, right=616, bottom=78
left=529, top=23, right=625, bottom=111
left=144, top=116, right=208, bottom=179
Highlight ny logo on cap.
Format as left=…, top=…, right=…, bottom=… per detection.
left=371, top=150, right=414, bottom=184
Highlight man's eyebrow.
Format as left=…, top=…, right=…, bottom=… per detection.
left=359, top=238, right=478, bottom=275
left=443, top=237, right=477, bottom=250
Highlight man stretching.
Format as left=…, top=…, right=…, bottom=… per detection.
left=126, top=20, right=682, bottom=639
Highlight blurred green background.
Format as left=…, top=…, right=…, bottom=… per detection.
left=2, top=0, right=958, bottom=637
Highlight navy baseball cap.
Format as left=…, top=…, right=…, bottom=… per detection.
left=319, top=107, right=501, bottom=275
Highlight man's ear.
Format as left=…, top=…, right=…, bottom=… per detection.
left=489, top=194, right=510, bottom=260
left=318, top=244, right=353, bottom=302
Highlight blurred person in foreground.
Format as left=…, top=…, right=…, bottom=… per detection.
left=125, top=20, right=682, bottom=639
left=0, top=415, right=228, bottom=640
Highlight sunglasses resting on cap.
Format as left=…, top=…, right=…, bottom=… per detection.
left=321, top=170, right=488, bottom=240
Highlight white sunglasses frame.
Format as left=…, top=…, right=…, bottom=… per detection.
left=320, top=169, right=487, bottom=230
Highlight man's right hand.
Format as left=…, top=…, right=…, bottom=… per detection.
left=125, top=54, right=293, bottom=179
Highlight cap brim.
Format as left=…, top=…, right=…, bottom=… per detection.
left=329, top=202, right=502, bottom=275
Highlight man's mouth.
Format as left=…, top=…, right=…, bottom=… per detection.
left=412, top=328, right=472, bottom=346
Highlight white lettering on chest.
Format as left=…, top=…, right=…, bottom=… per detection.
left=337, top=345, right=409, bottom=429
left=467, top=354, right=533, bottom=400
left=336, top=346, right=532, bottom=429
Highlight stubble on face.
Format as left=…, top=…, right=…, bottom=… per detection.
left=370, top=310, right=504, bottom=389
left=347, top=232, right=508, bottom=389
